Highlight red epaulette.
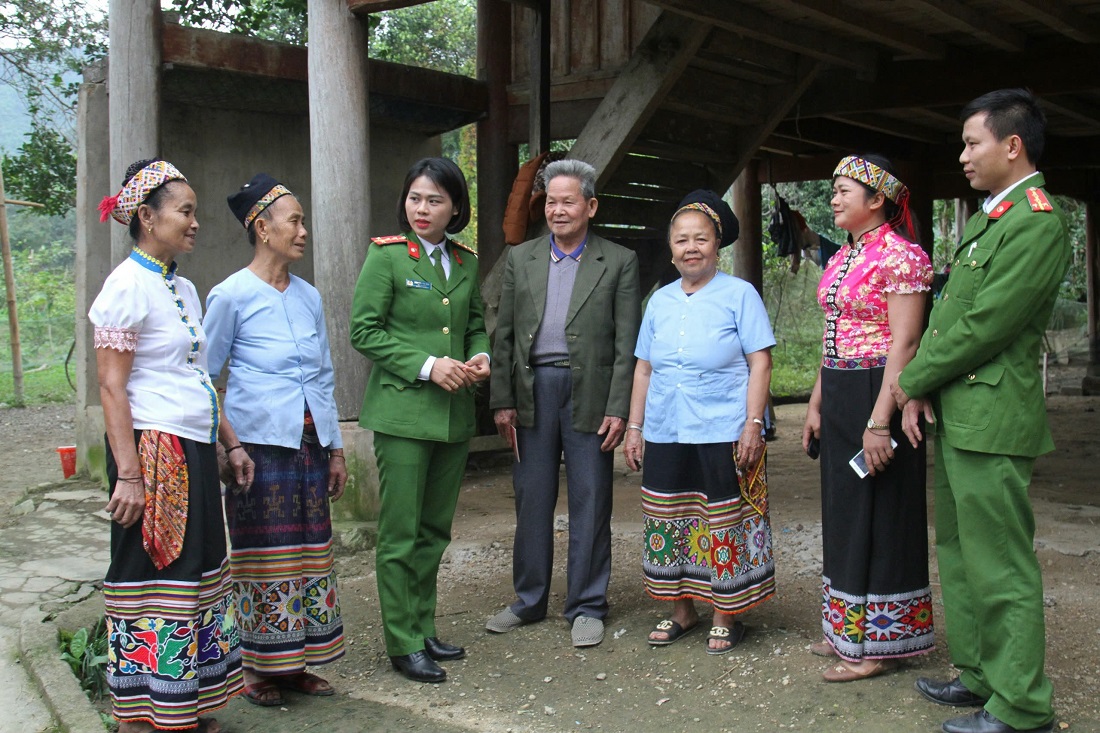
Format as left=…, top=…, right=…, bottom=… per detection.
left=988, top=200, right=1014, bottom=219
left=371, top=235, right=420, bottom=259
left=371, top=235, right=409, bottom=246
left=449, top=239, right=477, bottom=265
left=1026, top=188, right=1054, bottom=212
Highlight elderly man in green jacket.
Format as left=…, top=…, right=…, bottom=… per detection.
left=891, top=89, right=1069, bottom=733
left=488, top=159, right=641, bottom=648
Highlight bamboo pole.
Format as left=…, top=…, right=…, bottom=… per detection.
left=0, top=167, right=27, bottom=406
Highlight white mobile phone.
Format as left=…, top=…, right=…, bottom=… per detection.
left=849, top=438, right=899, bottom=478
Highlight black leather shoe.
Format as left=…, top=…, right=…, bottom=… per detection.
left=390, top=651, right=446, bottom=683
left=424, top=636, right=466, bottom=661
left=917, top=676, right=990, bottom=707
left=942, top=709, right=1054, bottom=733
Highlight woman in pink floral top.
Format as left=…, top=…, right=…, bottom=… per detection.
left=801, top=154, right=936, bottom=682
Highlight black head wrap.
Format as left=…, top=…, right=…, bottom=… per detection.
left=227, top=173, right=293, bottom=230
left=672, top=189, right=740, bottom=248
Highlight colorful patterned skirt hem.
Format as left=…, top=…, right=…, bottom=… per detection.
left=104, top=433, right=243, bottom=729
left=819, top=365, right=935, bottom=660
left=226, top=437, right=345, bottom=674
left=641, top=441, right=775, bottom=614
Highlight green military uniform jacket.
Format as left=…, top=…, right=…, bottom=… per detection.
left=350, top=234, right=491, bottom=442
left=899, top=174, right=1070, bottom=457
left=489, top=233, right=641, bottom=433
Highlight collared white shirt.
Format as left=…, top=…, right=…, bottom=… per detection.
left=89, top=250, right=220, bottom=443
left=983, top=171, right=1041, bottom=214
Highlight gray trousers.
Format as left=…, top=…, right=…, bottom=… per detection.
left=509, top=366, right=613, bottom=622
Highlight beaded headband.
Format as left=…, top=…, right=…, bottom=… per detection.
left=98, top=161, right=187, bottom=226
left=243, top=184, right=293, bottom=229
left=833, top=156, right=908, bottom=203
left=673, top=202, right=723, bottom=240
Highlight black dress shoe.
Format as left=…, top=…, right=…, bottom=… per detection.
left=424, top=636, right=466, bottom=661
left=917, top=676, right=990, bottom=707
left=390, top=651, right=446, bottom=683
left=942, top=709, right=1054, bottom=733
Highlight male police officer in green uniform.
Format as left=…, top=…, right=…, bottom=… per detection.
left=891, top=90, right=1069, bottom=733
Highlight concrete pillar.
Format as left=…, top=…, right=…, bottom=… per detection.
left=732, top=160, right=763, bottom=296
left=75, top=69, right=114, bottom=480
left=308, top=0, right=377, bottom=521
left=108, top=0, right=161, bottom=263
left=308, top=0, right=370, bottom=419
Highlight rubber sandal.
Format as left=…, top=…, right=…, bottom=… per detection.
left=647, top=619, right=699, bottom=646
left=822, top=658, right=898, bottom=683
left=810, top=640, right=837, bottom=657
left=705, top=621, right=746, bottom=656
left=242, top=680, right=284, bottom=707
left=276, top=671, right=335, bottom=696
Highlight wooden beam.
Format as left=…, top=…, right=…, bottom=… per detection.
left=567, top=11, right=711, bottom=189
left=507, top=98, right=601, bottom=143
left=1041, top=96, right=1100, bottom=133
left=995, top=0, right=1100, bottom=44
left=768, top=0, right=947, bottom=60
left=346, top=0, right=432, bottom=13
left=822, top=112, right=949, bottom=144
left=717, top=56, right=825, bottom=189
left=796, top=41, right=1100, bottom=118
left=894, top=0, right=1025, bottom=52
left=477, top=0, right=514, bottom=277
left=162, top=21, right=307, bottom=80
left=649, top=0, right=876, bottom=71
left=770, top=116, right=926, bottom=157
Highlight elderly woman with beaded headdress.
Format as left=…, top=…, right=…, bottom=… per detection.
left=202, top=174, right=347, bottom=707
left=90, top=159, right=249, bottom=732
left=623, top=190, right=777, bottom=656
left=801, top=154, right=935, bottom=682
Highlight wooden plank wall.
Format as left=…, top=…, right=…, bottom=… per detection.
left=511, top=0, right=660, bottom=84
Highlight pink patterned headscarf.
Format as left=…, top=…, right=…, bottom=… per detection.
left=98, top=161, right=188, bottom=226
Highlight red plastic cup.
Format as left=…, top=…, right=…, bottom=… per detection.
left=57, top=445, right=77, bottom=478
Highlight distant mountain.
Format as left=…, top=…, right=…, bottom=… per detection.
left=1, top=82, right=33, bottom=155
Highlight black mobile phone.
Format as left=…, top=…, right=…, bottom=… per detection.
left=807, top=436, right=820, bottom=460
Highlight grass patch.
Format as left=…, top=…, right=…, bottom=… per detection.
left=0, top=363, right=75, bottom=406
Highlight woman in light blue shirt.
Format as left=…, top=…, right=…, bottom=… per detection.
left=624, top=190, right=776, bottom=656
left=204, top=174, right=346, bottom=707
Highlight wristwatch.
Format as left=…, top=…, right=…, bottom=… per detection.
left=866, top=417, right=890, bottom=431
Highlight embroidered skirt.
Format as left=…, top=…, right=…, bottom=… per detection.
left=641, top=441, right=775, bottom=613
left=819, top=365, right=935, bottom=660
left=104, top=433, right=243, bottom=730
left=225, top=431, right=344, bottom=674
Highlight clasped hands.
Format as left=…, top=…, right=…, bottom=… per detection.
left=887, top=371, right=935, bottom=448
left=430, top=354, right=490, bottom=393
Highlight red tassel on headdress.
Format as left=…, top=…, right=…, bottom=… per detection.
left=890, top=188, right=915, bottom=240
left=98, top=193, right=119, bottom=223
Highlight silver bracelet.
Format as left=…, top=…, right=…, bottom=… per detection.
left=627, top=423, right=644, bottom=432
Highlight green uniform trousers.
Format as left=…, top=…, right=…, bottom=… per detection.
left=373, top=432, right=469, bottom=656
left=934, top=440, right=1054, bottom=729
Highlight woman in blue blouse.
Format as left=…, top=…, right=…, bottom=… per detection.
left=624, top=190, right=776, bottom=655
left=204, top=174, right=347, bottom=707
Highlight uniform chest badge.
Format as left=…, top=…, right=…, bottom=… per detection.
left=406, top=279, right=432, bottom=290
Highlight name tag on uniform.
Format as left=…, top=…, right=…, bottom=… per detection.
left=405, top=279, right=432, bottom=290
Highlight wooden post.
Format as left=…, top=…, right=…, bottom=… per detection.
left=476, top=0, right=514, bottom=277
left=528, top=0, right=551, bottom=157
left=0, top=168, right=25, bottom=405
left=732, top=160, right=763, bottom=295
left=1085, top=201, right=1100, bottom=394
left=108, top=0, right=161, bottom=262
left=308, top=0, right=371, bottom=418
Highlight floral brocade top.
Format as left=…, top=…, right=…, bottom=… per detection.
left=817, top=223, right=932, bottom=366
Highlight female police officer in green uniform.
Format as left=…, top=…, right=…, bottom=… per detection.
left=350, top=157, right=490, bottom=683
